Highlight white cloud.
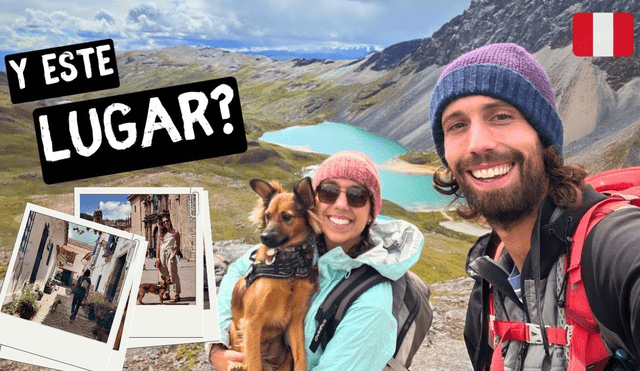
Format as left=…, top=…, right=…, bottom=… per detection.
left=95, top=9, right=116, bottom=24
left=0, top=0, right=470, bottom=56
left=0, top=24, right=52, bottom=50
left=99, top=201, right=131, bottom=220
left=123, top=2, right=241, bottom=36
left=1, top=3, right=243, bottom=51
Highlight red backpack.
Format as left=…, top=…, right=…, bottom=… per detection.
left=488, top=167, right=640, bottom=371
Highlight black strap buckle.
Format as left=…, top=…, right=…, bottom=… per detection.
left=244, top=242, right=315, bottom=287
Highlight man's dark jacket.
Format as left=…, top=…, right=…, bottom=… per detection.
left=463, top=185, right=640, bottom=370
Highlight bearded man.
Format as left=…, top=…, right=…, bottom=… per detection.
left=429, top=43, right=640, bottom=371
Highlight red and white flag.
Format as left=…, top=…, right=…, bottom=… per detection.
left=573, top=12, right=634, bottom=57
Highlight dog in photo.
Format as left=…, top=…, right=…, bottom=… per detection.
left=50, top=299, right=61, bottom=313
left=228, top=177, right=320, bottom=371
left=137, top=275, right=172, bottom=305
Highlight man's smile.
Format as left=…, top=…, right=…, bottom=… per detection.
left=469, top=162, right=513, bottom=181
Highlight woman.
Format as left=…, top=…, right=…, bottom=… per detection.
left=70, top=269, right=91, bottom=320
left=209, top=151, right=424, bottom=371
left=156, top=216, right=181, bottom=303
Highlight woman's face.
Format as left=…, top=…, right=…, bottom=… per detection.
left=162, top=218, right=171, bottom=229
left=316, top=178, right=372, bottom=253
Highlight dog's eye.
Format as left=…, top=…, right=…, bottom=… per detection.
left=265, top=214, right=271, bottom=222
left=282, top=213, right=293, bottom=222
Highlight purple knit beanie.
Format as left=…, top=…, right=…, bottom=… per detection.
left=429, top=43, right=563, bottom=166
left=312, top=151, right=382, bottom=220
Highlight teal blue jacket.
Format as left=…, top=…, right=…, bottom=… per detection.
left=213, top=218, right=424, bottom=371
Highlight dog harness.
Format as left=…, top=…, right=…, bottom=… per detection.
left=244, top=239, right=316, bottom=287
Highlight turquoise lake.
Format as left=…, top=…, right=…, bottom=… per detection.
left=260, top=122, right=452, bottom=210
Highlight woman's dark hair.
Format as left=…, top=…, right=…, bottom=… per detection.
left=433, top=146, right=589, bottom=221
left=83, top=269, right=90, bottom=277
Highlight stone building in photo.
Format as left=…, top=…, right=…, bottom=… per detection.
left=92, top=208, right=131, bottom=232
left=55, top=238, right=93, bottom=286
left=86, top=232, right=137, bottom=302
left=128, top=194, right=197, bottom=261
left=3, top=211, right=68, bottom=305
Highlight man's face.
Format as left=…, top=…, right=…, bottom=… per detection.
left=441, top=95, right=548, bottom=228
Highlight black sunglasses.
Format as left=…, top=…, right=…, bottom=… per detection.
left=316, top=183, right=370, bottom=208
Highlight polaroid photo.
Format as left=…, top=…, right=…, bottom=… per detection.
left=0, top=275, right=143, bottom=371
left=0, top=203, right=146, bottom=371
left=74, top=187, right=204, bottom=344
left=202, top=191, right=220, bottom=342
left=0, top=345, right=87, bottom=371
left=124, top=191, right=220, bottom=348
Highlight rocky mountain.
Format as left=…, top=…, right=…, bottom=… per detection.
left=333, top=0, right=640, bottom=170
left=362, top=0, right=635, bottom=75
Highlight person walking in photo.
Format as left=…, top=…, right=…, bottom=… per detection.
left=156, top=216, right=181, bottom=303
left=429, top=43, right=640, bottom=370
left=70, top=269, right=91, bottom=320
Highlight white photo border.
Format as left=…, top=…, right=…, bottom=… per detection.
left=73, top=187, right=204, bottom=342
left=0, top=203, right=147, bottom=371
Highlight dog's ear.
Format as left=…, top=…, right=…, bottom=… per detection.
left=249, top=179, right=275, bottom=227
left=294, top=177, right=315, bottom=209
left=250, top=179, right=277, bottom=202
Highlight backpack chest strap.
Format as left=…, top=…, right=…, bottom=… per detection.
left=490, top=316, right=571, bottom=346
left=489, top=316, right=572, bottom=371
left=244, top=245, right=314, bottom=287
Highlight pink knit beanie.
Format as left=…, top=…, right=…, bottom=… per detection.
left=312, top=151, right=382, bottom=219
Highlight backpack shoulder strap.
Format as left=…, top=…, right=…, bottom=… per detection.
left=310, top=264, right=389, bottom=353
left=564, top=196, right=632, bottom=371
left=486, top=199, right=630, bottom=371
left=389, top=271, right=433, bottom=370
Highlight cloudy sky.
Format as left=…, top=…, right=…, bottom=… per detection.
left=1, top=0, right=471, bottom=62
left=79, top=194, right=131, bottom=220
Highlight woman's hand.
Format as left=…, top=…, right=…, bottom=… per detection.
left=210, top=346, right=244, bottom=371
left=156, top=258, right=161, bottom=269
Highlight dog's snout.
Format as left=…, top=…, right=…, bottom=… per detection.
left=260, top=232, right=279, bottom=247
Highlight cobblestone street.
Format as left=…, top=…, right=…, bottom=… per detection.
left=32, top=284, right=102, bottom=342
left=136, top=257, right=197, bottom=305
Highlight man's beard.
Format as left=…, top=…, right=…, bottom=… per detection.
left=454, top=148, right=547, bottom=230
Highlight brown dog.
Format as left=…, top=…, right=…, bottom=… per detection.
left=137, top=275, right=172, bottom=305
left=50, top=299, right=61, bottom=313
left=228, top=177, right=320, bottom=371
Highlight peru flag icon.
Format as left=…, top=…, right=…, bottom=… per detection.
left=573, top=13, right=634, bottom=57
